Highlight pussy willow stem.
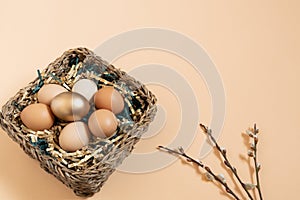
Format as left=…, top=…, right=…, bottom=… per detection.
left=158, top=146, right=241, bottom=200
left=252, top=124, right=263, bottom=200
left=200, top=124, right=254, bottom=200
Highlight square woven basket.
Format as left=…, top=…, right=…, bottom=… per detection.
left=0, top=47, right=157, bottom=197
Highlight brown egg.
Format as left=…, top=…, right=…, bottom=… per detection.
left=50, top=92, right=90, bottom=121
left=20, top=103, right=54, bottom=131
left=94, top=86, right=124, bottom=114
left=88, top=109, right=118, bottom=138
left=37, top=84, right=68, bottom=105
left=59, top=122, right=90, bottom=152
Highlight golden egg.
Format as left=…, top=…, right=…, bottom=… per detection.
left=20, top=103, right=54, bottom=131
left=50, top=92, right=90, bottom=121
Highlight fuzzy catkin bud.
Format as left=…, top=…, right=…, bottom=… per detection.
left=205, top=172, right=214, bottom=181
left=217, top=174, right=226, bottom=183
left=245, top=183, right=256, bottom=190
left=247, top=150, right=254, bottom=157
left=246, top=130, right=254, bottom=137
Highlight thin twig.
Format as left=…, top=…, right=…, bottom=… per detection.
left=252, top=124, right=263, bottom=200
left=158, top=146, right=241, bottom=200
left=199, top=124, right=254, bottom=200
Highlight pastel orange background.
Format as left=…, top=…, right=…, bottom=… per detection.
left=0, top=0, right=299, bottom=199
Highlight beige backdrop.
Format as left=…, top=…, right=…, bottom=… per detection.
left=0, top=0, right=299, bottom=199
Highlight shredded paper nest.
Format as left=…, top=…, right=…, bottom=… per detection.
left=0, top=47, right=157, bottom=197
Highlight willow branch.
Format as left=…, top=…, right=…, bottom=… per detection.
left=200, top=124, right=254, bottom=200
left=158, top=146, right=241, bottom=200
left=251, top=124, right=263, bottom=200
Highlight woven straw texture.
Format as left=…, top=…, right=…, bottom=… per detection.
left=0, top=47, right=157, bottom=197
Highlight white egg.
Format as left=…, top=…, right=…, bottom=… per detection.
left=72, top=79, right=98, bottom=102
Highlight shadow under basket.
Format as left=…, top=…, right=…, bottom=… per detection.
left=0, top=47, right=157, bottom=197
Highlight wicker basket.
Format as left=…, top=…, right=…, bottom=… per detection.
left=0, top=47, right=157, bottom=197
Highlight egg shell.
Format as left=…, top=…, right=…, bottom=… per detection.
left=37, top=84, right=68, bottom=105
left=72, top=79, right=98, bottom=102
left=88, top=109, right=118, bottom=138
left=59, top=122, right=90, bottom=152
left=20, top=103, right=54, bottom=131
left=94, top=86, right=125, bottom=114
left=51, top=92, right=90, bottom=121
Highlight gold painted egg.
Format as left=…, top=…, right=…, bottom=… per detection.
left=50, top=92, right=90, bottom=121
